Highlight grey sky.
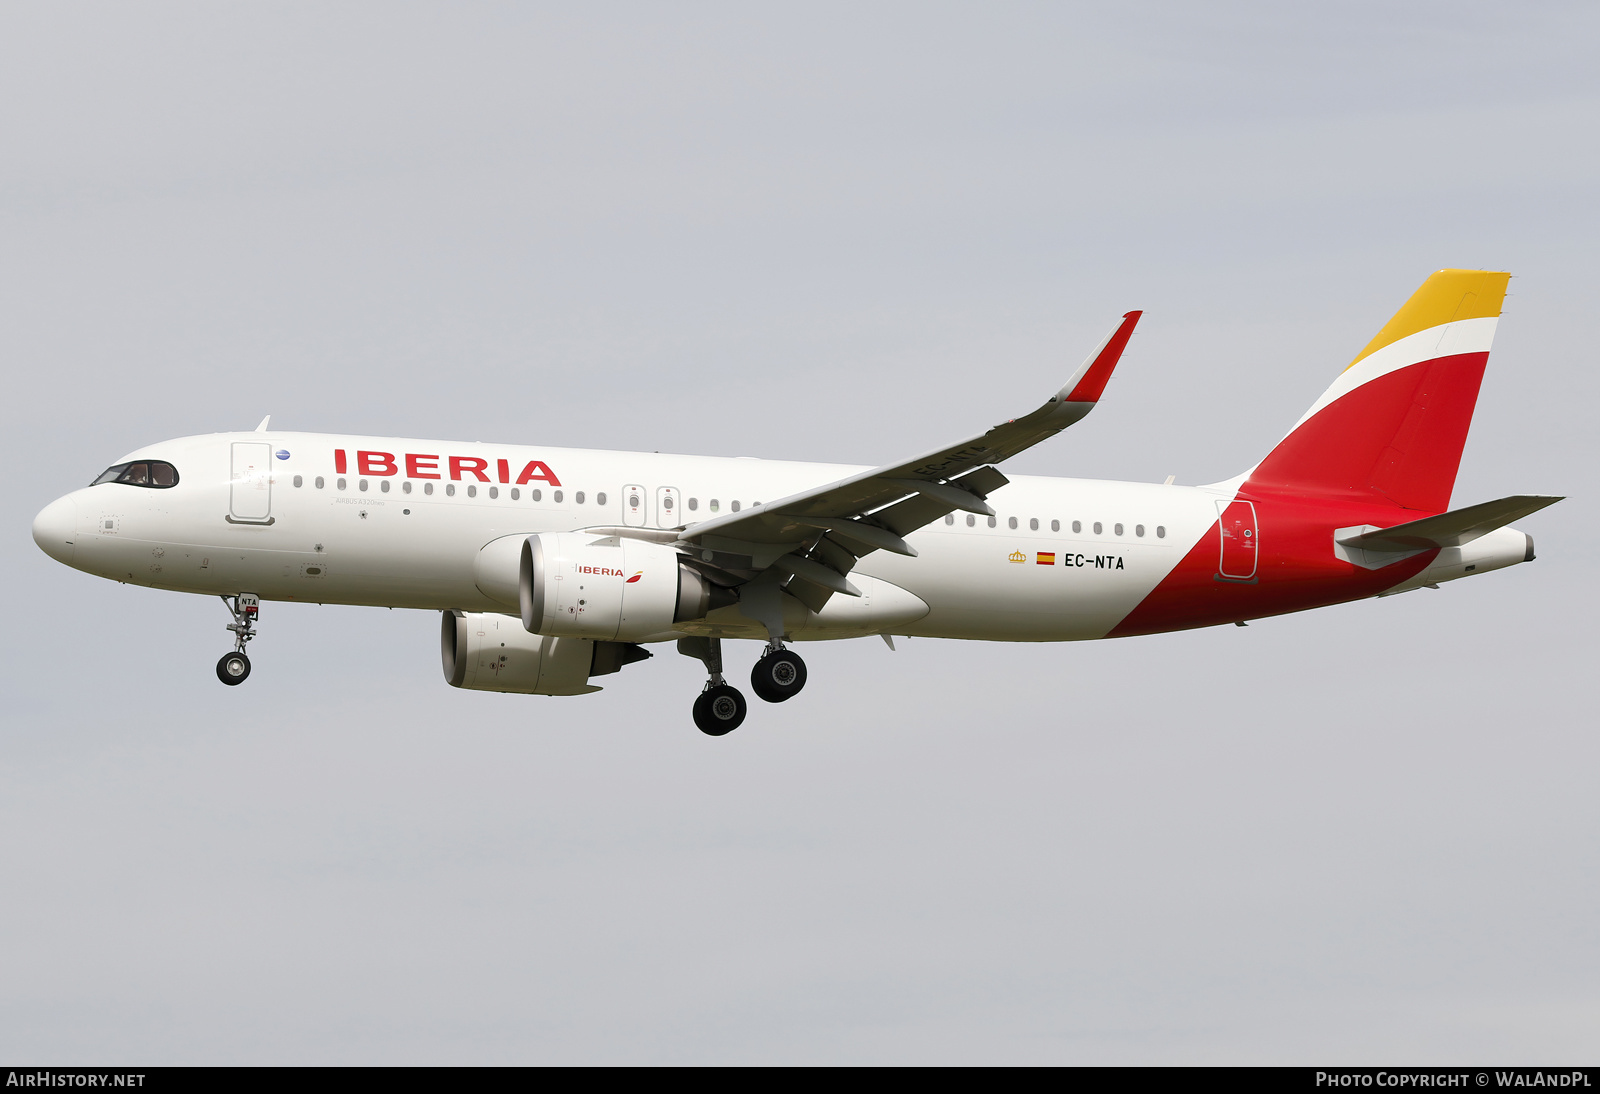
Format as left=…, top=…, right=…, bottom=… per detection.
left=2, top=1, right=1596, bottom=1063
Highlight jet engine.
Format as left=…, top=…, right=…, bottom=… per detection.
left=520, top=532, right=732, bottom=641
left=440, top=611, right=651, bottom=695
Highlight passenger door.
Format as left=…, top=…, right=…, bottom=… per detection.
left=229, top=442, right=274, bottom=524
left=1216, top=499, right=1258, bottom=580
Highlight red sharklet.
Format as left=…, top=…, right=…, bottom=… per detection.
left=1065, top=310, right=1142, bottom=403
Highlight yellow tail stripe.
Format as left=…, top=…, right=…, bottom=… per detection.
left=1347, top=269, right=1511, bottom=370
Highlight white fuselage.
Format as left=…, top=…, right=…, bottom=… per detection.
left=40, top=431, right=1226, bottom=642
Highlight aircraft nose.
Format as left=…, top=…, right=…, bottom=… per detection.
left=32, top=495, right=79, bottom=565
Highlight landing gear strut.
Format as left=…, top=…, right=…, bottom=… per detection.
left=216, top=593, right=259, bottom=686
left=750, top=641, right=806, bottom=704
left=679, top=636, right=747, bottom=735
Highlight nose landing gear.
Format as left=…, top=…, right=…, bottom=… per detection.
left=217, top=650, right=251, bottom=684
left=216, top=593, right=259, bottom=686
left=750, top=642, right=807, bottom=703
left=678, top=636, right=748, bottom=735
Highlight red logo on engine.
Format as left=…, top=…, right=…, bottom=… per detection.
left=626, top=571, right=643, bottom=584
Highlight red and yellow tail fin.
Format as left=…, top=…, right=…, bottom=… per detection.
left=1247, top=269, right=1510, bottom=512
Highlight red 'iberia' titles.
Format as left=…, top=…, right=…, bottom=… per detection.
left=333, top=450, right=561, bottom=485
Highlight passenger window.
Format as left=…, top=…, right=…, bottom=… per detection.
left=576, top=491, right=585, bottom=504
left=1072, top=520, right=1081, bottom=533
left=987, top=516, right=996, bottom=528
left=710, top=499, right=720, bottom=512
left=688, top=498, right=699, bottom=511
left=359, top=479, right=369, bottom=492
left=966, top=514, right=975, bottom=527
left=1008, top=517, right=1017, bottom=529
left=1114, top=523, right=1123, bottom=535
left=315, top=476, right=325, bottom=489
left=403, top=481, right=412, bottom=494
left=489, top=486, right=498, bottom=499
left=553, top=490, right=564, bottom=503
left=510, top=487, right=520, bottom=500
left=1051, top=520, right=1060, bottom=532
left=293, top=475, right=303, bottom=488
left=531, top=489, right=542, bottom=502
left=337, top=478, right=347, bottom=491
left=1156, top=525, right=1166, bottom=538
left=731, top=500, right=741, bottom=512
left=945, top=514, right=954, bottom=525
left=446, top=484, right=455, bottom=496
left=423, top=482, right=433, bottom=495
left=1093, top=522, right=1102, bottom=534
left=381, top=480, right=390, bottom=493
left=1136, top=524, right=1145, bottom=537
left=467, top=485, right=477, bottom=498
left=1029, top=518, right=1038, bottom=531
left=598, top=492, right=608, bottom=506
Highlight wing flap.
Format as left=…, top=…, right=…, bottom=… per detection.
left=662, top=310, right=1142, bottom=634
left=679, top=311, right=1139, bottom=554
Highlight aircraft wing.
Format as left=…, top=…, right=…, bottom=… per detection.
left=663, top=311, right=1142, bottom=614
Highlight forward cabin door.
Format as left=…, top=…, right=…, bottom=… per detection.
left=621, top=484, right=647, bottom=527
left=229, top=442, right=274, bottom=523
left=1216, top=499, right=1258, bottom=580
left=656, top=486, right=680, bottom=529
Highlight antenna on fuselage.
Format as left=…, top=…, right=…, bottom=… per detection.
left=254, top=415, right=271, bottom=432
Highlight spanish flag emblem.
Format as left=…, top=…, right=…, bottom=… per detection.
left=1036, top=552, right=1056, bottom=565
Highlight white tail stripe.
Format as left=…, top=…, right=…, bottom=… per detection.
left=1285, top=316, right=1499, bottom=434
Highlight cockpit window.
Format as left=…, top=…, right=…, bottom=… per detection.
left=91, top=461, right=180, bottom=488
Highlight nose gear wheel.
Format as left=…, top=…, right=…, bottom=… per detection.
left=216, top=651, right=251, bottom=685
left=216, top=593, right=260, bottom=686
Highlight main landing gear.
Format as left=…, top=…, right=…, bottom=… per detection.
left=679, top=636, right=746, bottom=735
left=750, top=641, right=807, bottom=704
left=693, top=685, right=747, bottom=736
left=678, top=637, right=810, bottom=735
left=216, top=593, right=259, bottom=686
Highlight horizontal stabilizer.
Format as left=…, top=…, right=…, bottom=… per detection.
left=1337, top=494, right=1563, bottom=553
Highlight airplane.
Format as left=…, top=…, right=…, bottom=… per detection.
left=31, top=269, right=1561, bottom=735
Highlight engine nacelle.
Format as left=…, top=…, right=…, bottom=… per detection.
left=520, top=532, right=729, bottom=641
left=440, top=611, right=602, bottom=695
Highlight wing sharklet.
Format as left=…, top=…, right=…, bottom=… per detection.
left=1060, top=311, right=1142, bottom=404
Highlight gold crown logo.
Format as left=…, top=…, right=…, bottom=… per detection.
left=1008, top=550, right=1026, bottom=563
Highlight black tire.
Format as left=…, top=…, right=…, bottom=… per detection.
left=750, top=649, right=807, bottom=703
left=216, top=651, right=251, bottom=686
left=693, top=684, right=747, bottom=735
